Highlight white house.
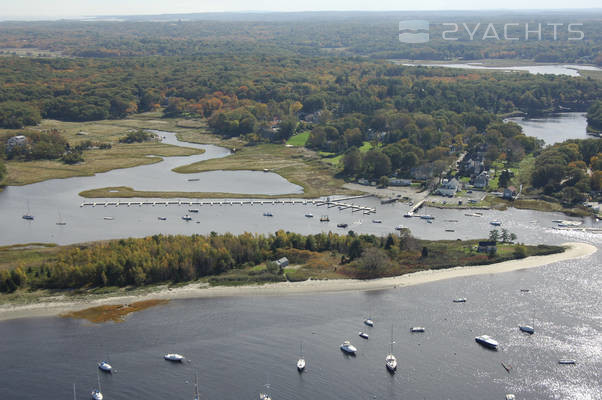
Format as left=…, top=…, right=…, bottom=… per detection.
left=6, top=135, right=27, bottom=151
left=436, top=178, right=461, bottom=197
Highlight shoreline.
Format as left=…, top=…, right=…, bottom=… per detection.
left=0, top=241, right=596, bottom=322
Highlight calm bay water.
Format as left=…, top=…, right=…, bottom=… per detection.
left=508, top=113, right=590, bottom=145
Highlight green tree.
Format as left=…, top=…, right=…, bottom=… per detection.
left=489, top=230, right=500, bottom=242
left=343, top=147, right=362, bottom=176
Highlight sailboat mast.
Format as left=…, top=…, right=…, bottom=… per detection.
left=195, top=371, right=199, bottom=398
left=73, top=383, right=77, bottom=400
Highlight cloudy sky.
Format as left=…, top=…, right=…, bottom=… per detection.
left=1, top=0, right=600, bottom=18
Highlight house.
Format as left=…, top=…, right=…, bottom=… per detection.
left=388, top=178, right=412, bottom=187
left=6, top=135, right=27, bottom=151
left=477, top=241, right=497, bottom=253
left=503, top=186, right=517, bottom=200
left=357, top=178, right=371, bottom=186
left=275, top=257, right=289, bottom=268
left=473, top=172, right=489, bottom=189
left=436, top=178, right=461, bottom=197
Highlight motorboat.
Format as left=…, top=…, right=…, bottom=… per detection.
left=158, top=216, right=167, bottom=221
left=103, top=216, right=114, bottom=220
left=340, top=341, right=357, bottom=354
left=358, top=332, right=369, bottom=339
left=490, top=220, right=502, bottom=226
left=403, top=213, right=413, bottom=218
left=475, top=335, right=499, bottom=350
left=305, top=213, right=314, bottom=218
left=188, top=209, right=199, bottom=213
left=90, top=389, right=103, bottom=400
left=519, top=325, right=534, bottom=334
left=263, top=212, right=274, bottom=217
left=558, top=359, right=576, bottom=365
left=453, top=298, right=467, bottom=303
left=97, top=361, right=112, bottom=373
left=364, top=319, right=374, bottom=327
left=372, top=219, right=383, bottom=223
left=395, top=225, right=405, bottom=231
left=259, top=393, right=272, bottom=400
left=445, top=229, right=455, bottom=232
left=187, top=178, right=200, bottom=182
left=505, top=395, right=516, bottom=400
left=410, top=327, right=425, bottom=333
left=420, top=215, right=435, bottom=220
left=182, top=215, right=192, bottom=221
left=337, top=223, right=348, bottom=228
left=164, top=353, right=185, bottom=362
left=319, top=215, right=329, bottom=222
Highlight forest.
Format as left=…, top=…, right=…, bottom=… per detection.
left=0, top=231, right=561, bottom=293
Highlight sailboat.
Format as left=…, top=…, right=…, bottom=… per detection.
left=56, top=211, right=67, bottom=225
left=385, top=326, right=398, bottom=373
left=193, top=371, right=200, bottom=400
left=90, top=370, right=103, bottom=400
left=519, top=311, right=535, bottom=334
left=22, top=201, right=34, bottom=220
left=259, top=378, right=272, bottom=400
left=364, top=306, right=374, bottom=327
left=73, top=383, right=77, bottom=400
left=296, top=343, right=306, bottom=372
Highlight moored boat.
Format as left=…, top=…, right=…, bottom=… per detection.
left=410, top=326, right=425, bottom=333
left=182, top=215, right=192, bottom=221
left=372, top=219, right=382, bottom=223
left=263, top=212, right=273, bottom=217
left=475, top=335, right=499, bottom=350
left=364, top=318, right=374, bottom=327
left=319, top=215, right=329, bottom=222
left=490, top=220, right=502, bottom=226
left=297, top=343, right=306, bottom=372
left=340, top=340, right=357, bottom=354
left=97, top=361, right=112, bottom=373
left=558, top=359, right=576, bottom=365
left=358, top=332, right=369, bottom=339
left=305, top=213, right=314, bottom=218
left=337, top=223, right=348, bottom=228
left=158, top=216, right=167, bottom=221
left=453, top=298, right=467, bottom=303
left=164, top=353, right=185, bottom=362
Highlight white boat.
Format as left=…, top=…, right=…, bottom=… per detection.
left=164, top=353, right=185, bottom=362
left=395, top=225, right=405, bottom=231
left=340, top=340, right=357, bottom=354
left=453, top=298, right=467, bottom=303
left=188, top=209, right=199, bottom=213
left=319, top=215, right=329, bottom=222
left=90, top=371, right=103, bottom=400
left=385, top=327, right=397, bottom=372
left=158, top=216, right=167, bottom=221
left=410, top=327, right=425, bottom=333
left=519, top=310, right=536, bottom=334
left=475, top=335, right=499, bottom=350
left=297, top=343, right=306, bottom=372
left=558, top=359, right=576, bottom=365
left=182, top=215, right=192, bottom=221
left=259, top=393, right=272, bottom=400
left=372, top=219, right=383, bottom=223
left=490, top=220, right=502, bottom=226
left=358, top=332, right=369, bottom=339
left=364, top=318, right=374, bottom=327
left=22, top=201, right=34, bottom=220
left=505, top=395, right=516, bottom=400
left=305, top=213, right=314, bottom=218
left=403, top=213, right=413, bottom=218
left=103, top=216, right=114, bottom=220
left=97, top=361, right=112, bottom=373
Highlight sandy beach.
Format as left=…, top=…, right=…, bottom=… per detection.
left=0, top=241, right=596, bottom=322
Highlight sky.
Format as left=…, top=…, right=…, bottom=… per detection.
left=0, top=0, right=600, bottom=18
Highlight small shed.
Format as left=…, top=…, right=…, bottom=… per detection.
left=275, top=257, right=289, bottom=268
left=477, top=241, right=497, bottom=253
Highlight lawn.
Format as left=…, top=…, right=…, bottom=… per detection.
left=286, top=131, right=310, bottom=146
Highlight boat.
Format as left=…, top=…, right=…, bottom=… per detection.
left=164, top=353, right=185, bottom=362
left=395, top=225, right=405, bottom=231
left=305, top=213, right=314, bottom=218
left=385, top=326, right=397, bottom=372
left=445, top=229, right=455, bottom=232
left=520, top=288, right=530, bottom=292
left=358, top=332, right=369, bottom=339
left=90, top=371, right=103, bottom=400
left=22, top=201, right=34, bottom=220
left=182, top=215, right=192, bottom=221
left=426, top=220, right=433, bottom=224
left=410, top=327, right=425, bottom=333
left=464, top=213, right=481, bottom=217
left=490, top=220, right=502, bottom=226
left=364, top=318, right=374, bottom=327
left=319, top=215, right=329, bottom=222
left=453, top=298, right=467, bottom=303
left=193, top=371, right=200, bottom=400
left=259, top=393, right=272, bottom=400
left=73, top=383, right=77, bottom=400
left=475, top=335, right=499, bottom=350
left=188, top=209, right=199, bottom=213
left=519, top=321, right=534, bottom=334
left=103, top=216, right=114, bottom=220
left=340, top=340, right=357, bottom=354
left=56, top=211, right=67, bottom=225
left=158, top=217, right=167, bottom=221
left=263, top=212, right=274, bottom=217
left=505, top=395, right=516, bottom=400
left=187, top=178, right=200, bottom=182
left=337, top=223, right=348, bottom=228
left=97, top=361, right=112, bottom=373
left=558, top=359, right=576, bottom=365
left=420, top=215, right=435, bottom=220
left=297, top=343, right=306, bottom=372
left=403, top=213, right=413, bottom=218
left=372, top=219, right=383, bottom=223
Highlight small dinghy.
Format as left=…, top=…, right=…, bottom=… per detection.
left=164, top=353, right=185, bottom=362
left=410, top=327, right=425, bottom=333
left=358, top=332, right=369, bottom=339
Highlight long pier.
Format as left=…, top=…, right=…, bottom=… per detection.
left=80, top=199, right=376, bottom=214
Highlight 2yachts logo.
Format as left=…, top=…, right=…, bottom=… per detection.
left=399, top=21, right=585, bottom=43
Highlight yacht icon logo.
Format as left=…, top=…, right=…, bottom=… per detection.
left=399, top=20, right=430, bottom=43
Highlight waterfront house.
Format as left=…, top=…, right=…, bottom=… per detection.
left=275, top=257, right=289, bottom=268
left=6, top=135, right=27, bottom=151
left=436, top=178, right=460, bottom=197
left=473, top=172, right=489, bottom=189
left=503, top=186, right=517, bottom=200
left=477, top=241, right=497, bottom=253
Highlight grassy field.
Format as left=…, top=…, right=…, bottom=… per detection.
left=320, top=141, right=373, bottom=166
left=286, top=131, right=310, bottom=146
left=1, top=113, right=206, bottom=186
left=0, top=243, right=61, bottom=271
